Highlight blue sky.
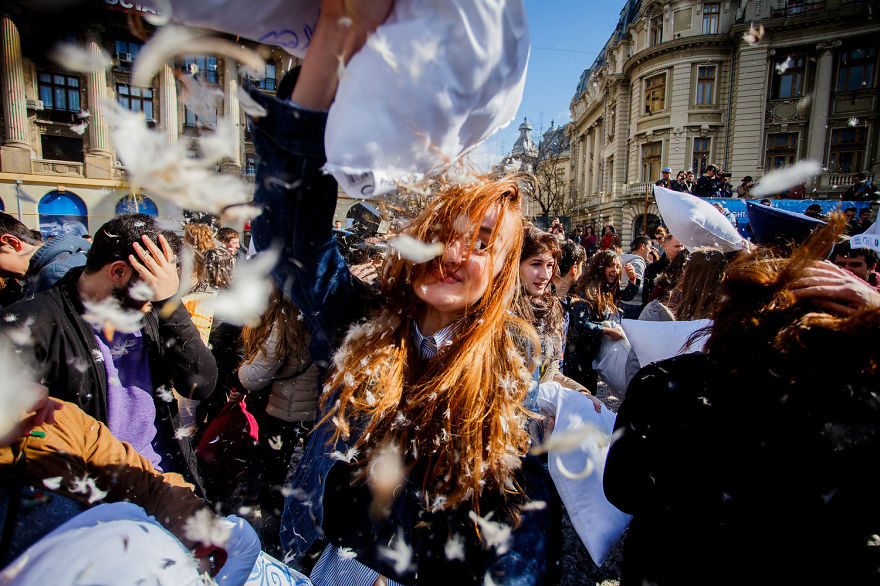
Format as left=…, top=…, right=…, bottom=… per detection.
left=471, top=0, right=625, bottom=170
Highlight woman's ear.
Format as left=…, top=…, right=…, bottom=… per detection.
left=0, top=234, right=23, bottom=252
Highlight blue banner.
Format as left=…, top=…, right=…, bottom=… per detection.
left=705, top=198, right=872, bottom=238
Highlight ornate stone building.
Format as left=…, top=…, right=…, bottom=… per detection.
left=569, top=0, right=879, bottom=244
left=0, top=1, right=295, bottom=236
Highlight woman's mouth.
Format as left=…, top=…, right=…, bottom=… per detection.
left=432, top=268, right=461, bottom=284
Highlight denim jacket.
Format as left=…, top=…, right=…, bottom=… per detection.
left=245, top=84, right=548, bottom=584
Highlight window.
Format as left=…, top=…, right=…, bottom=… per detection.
left=245, top=155, right=256, bottom=176
left=650, top=17, right=663, bottom=47
left=183, top=55, right=218, bottom=83
left=184, top=106, right=218, bottom=127
left=645, top=73, right=666, bottom=114
left=702, top=3, right=720, bottom=34
left=41, top=135, right=84, bottom=163
left=114, top=41, right=141, bottom=67
left=641, top=141, right=662, bottom=182
left=117, top=84, right=155, bottom=121
left=251, top=63, right=277, bottom=91
left=696, top=66, right=716, bottom=105
left=38, top=72, right=81, bottom=113
left=692, top=137, right=711, bottom=175
left=772, top=55, right=805, bottom=99
left=765, top=133, right=798, bottom=169
left=606, top=155, right=614, bottom=188
left=828, top=127, right=867, bottom=174
left=838, top=47, right=876, bottom=91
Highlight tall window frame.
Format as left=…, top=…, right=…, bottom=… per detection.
left=38, top=72, right=82, bottom=115
left=765, top=132, right=798, bottom=169
left=116, top=83, right=155, bottom=121
left=641, top=141, right=662, bottom=182
left=828, top=127, right=867, bottom=174
left=650, top=16, right=663, bottom=47
left=692, top=137, right=711, bottom=175
left=250, top=63, right=277, bottom=91
left=696, top=66, right=716, bottom=105
left=644, top=72, right=667, bottom=115
left=772, top=55, right=806, bottom=99
left=838, top=47, right=876, bottom=91
left=183, top=55, right=218, bottom=84
left=114, top=40, right=142, bottom=69
left=702, top=3, right=720, bottom=34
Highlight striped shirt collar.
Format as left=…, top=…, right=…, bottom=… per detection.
left=411, top=318, right=464, bottom=360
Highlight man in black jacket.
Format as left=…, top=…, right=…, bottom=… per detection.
left=694, top=165, right=721, bottom=197
left=0, top=214, right=217, bottom=492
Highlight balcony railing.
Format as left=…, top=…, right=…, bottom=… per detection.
left=32, top=158, right=84, bottom=177
left=772, top=0, right=826, bottom=18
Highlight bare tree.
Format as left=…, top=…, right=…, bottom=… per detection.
left=526, top=123, right=572, bottom=218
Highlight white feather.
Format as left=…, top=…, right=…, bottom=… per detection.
left=208, top=248, right=279, bottom=326
left=82, top=298, right=145, bottom=334
left=237, top=87, right=267, bottom=119
left=468, top=511, right=512, bottom=554
left=388, top=235, right=445, bottom=263
left=752, top=161, right=823, bottom=197
left=183, top=508, right=234, bottom=547
left=49, top=43, right=112, bottom=73
left=133, top=25, right=264, bottom=88
left=379, top=529, right=413, bottom=575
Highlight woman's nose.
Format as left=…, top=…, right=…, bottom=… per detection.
left=443, top=239, right=465, bottom=264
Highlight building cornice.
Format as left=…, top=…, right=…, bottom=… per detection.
left=623, top=34, right=729, bottom=76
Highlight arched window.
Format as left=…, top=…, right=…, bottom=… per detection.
left=116, top=194, right=158, bottom=216
left=632, top=213, right=661, bottom=238
left=38, top=190, right=88, bottom=238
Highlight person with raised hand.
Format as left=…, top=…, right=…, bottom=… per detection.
left=244, top=1, right=551, bottom=582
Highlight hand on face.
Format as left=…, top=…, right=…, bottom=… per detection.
left=791, top=260, right=880, bottom=315
left=129, top=234, right=179, bottom=302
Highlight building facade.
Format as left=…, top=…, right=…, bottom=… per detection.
left=0, top=1, right=296, bottom=236
left=569, top=0, right=879, bottom=244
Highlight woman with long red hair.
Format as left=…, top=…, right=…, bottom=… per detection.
left=243, top=3, right=550, bottom=579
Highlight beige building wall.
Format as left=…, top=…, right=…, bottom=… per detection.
left=0, top=4, right=294, bottom=235
left=569, top=0, right=880, bottom=245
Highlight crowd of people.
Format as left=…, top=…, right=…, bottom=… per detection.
left=1, top=3, right=879, bottom=585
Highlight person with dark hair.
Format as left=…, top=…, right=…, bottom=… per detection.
left=694, top=164, right=720, bottom=197
left=555, top=239, right=587, bottom=296
left=833, top=240, right=880, bottom=292
left=736, top=176, right=753, bottom=198
left=599, top=225, right=619, bottom=250
left=581, top=225, right=598, bottom=256
left=642, top=234, right=685, bottom=307
left=563, top=250, right=626, bottom=391
left=842, top=172, right=879, bottom=201
left=216, top=226, right=246, bottom=262
left=0, top=211, right=90, bottom=300
left=0, top=214, right=217, bottom=493
left=853, top=207, right=874, bottom=233
left=655, top=167, right=674, bottom=189
left=619, top=235, right=652, bottom=319
left=683, top=171, right=696, bottom=193
left=604, top=218, right=880, bottom=585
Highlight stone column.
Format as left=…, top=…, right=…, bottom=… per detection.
left=221, top=57, right=241, bottom=174
left=805, top=41, right=841, bottom=162
left=160, top=64, right=178, bottom=144
left=84, top=28, right=113, bottom=178
left=0, top=15, right=31, bottom=172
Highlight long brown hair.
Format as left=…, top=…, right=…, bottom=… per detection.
left=242, top=283, right=309, bottom=365
left=515, top=225, right=564, bottom=363
left=322, top=177, right=539, bottom=510
left=670, top=248, right=728, bottom=320
left=705, top=215, right=878, bottom=382
left=576, top=249, right=621, bottom=319
left=184, top=223, right=216, bottom=252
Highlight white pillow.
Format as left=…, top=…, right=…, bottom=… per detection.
left=654, top=186, right=745, bottom=253
left=536, top=383, right=631, bottom=564
left=620, top=318, right=712, bottom=368
left=325, top=0, right=529, bottom=197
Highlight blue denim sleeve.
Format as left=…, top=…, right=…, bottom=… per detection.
left=243, top=84, right=357, bottom=370
left=485, top=454, right=550, bottom=585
